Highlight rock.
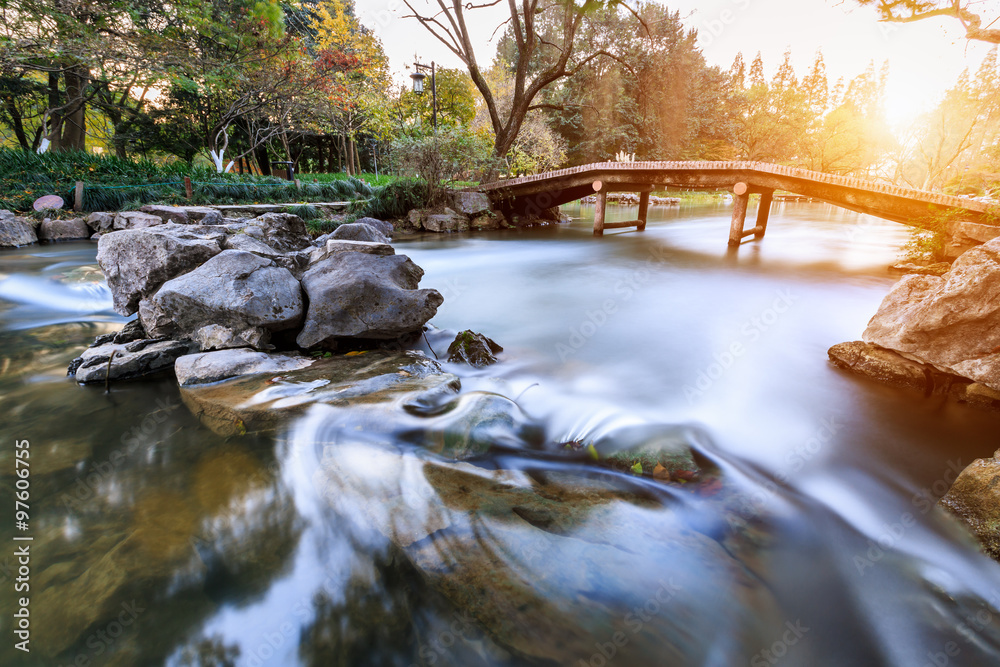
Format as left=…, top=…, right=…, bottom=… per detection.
left=0, top=217, right=38, bottom=247
left=953, top=221, right=1000, bottom=245
left=408, top=209, right=426, bottom=229
left=186, top=207, right=224, bottom=225
left=471, top=212, right=501, bottom=231
left=139, top=250, right=303, bottom=351
left=449, top=191, right=492, bottom=217
left=72, top=339, right=194, bottom=384
left=0, top=209, right=12, bottom=220
left=331, top=222, right=390, bottom=244
left=97, top=224, right=223, bottom=315
left=114, top=210, right=164, bottom=230
left=596, top=424, right=701, bottom=480
left=85, top=211, right=115, bottom=233
left=309, top=239, right=394, bottom=264
left=180, top=350, right=459, bottom=435
left=89, top=233, right=101, bottom=242
left=888, top=262, right=951, bottom=276
left=447, top=330, right=503, bottom=367
left=296, top=253, right=443, bottom=347
left=222, top=232, right=282, bottom=256
left=940, top=452, right=1000, bottom=562
left=39, top=217, right=89, bottom=241
left=353, top=217, right=393, bottom=236
left=828, top=341, right=931, bottom=391
left=863, top=237, right=1000, bottom=391
left=956, top=382, right=1000, bottom=410
left=248, top=212, right=312, bottom=252
left=140, top=204, right=190, bottom=224
left=175, top=348, right=315, bottom=386
left=92, top=318, right=146, bottom=347
left=423, top=209, right=469, bottom=233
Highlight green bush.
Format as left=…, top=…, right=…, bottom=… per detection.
left=359, top=178, right=429, bottom=220
left=390, top=128, right=494, bottom=206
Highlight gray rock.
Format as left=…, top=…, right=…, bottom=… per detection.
left=97, top=224, right=224, bottom=315
left=90, top=233, right=101, bottom=242
left=447, top=330, right=503, bottom=367
left=85, top=212, right=115, bottom=233
left=471, top=213, right=501, bottom=231
left=139, top=250, right=303, bottom=351
left=863, top=237, right=1000, bottom=390
left=0, top=209, right=13, bottom=220
left=140, top=205, right=189, bottom=224
left=248, top=212, right=312, bottom=252
left=450, top=191, right=492, bottom=217
left=407, top=209, right=426, bottom=229
left=73, top=339, right=194, bottom=384
left=423, top=209, right=469, bottom=233
left=114, top=211, right=164, bottom=230
left=309, top=239, right=394, bottom=264
left=175, top=348, right=315, bottom=386
left=331, top=222, right=390, bottom=244
left=354, top=217, right=393, bottom=236
left=297, top=253, right=443, bottom=347
left=0, top=217, right=38, bottom=247
left=222, top=233, right=282, bottom=256
left=39, top=217, right=89, bottom=241
left=184, top=207, right=224, bottom=225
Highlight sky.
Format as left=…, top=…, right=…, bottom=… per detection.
left=356, top=0, right=998, bottom=129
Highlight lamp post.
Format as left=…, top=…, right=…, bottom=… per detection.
left=410, top=60, right=437, bottom=131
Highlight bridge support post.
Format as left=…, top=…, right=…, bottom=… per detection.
left=728, top=183, right=750, bottom=247
left=637, top=190, right=650, bottom=231
left=594, top=190, right=607, bottom=236
left=755, top=190, right=773, bottom=240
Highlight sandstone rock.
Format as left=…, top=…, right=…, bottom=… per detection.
left=863, top=237, right=1000, bottom=391
left=309, top=239, right=394, bottom=264
left=72, top=339, right=194, bottom=384
left=828, top=341, right=930, bottom=391
left=85, top=211, right=115, bottom=233
left=331, top=222, right=390, bottom=244
left=888, top=262, right=951, bottom=276
left=296, top=253, right=443, bottom=347
left=39, top=217, right=89, bottom=241
left=953, top=221, right=1000, bottom=245
left=447, top=330, right=503, bottom=367
left=139, top=249, right=303, bottom=351
left=353, top=217, right=393, bottom=236
left=140, top=204, right=189, bottom=224
left=114, top=210, right=164, bottom=230
left=450, top=191, right=491, bottom=217
left=97, top=224, right=223, bottom=315
left=940, top=453, right=1000, bottom=561
left=0, top=217, right=38, bottom=247
left=175, top=348, right=315, bottom=386
left=248, top=212, right=312, bottom=252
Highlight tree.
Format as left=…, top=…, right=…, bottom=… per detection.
left=854, top=1, right=1000, bottom=43
left=401, top=0, right=636, bottom=162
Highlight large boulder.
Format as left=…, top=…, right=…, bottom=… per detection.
left=85, top=212, right=115, bottom=233
left=828, top=341, right=930, bottom=391
left=940, top=451, right=1000, bottom=562
left=140, top=205, right=189, bottom=224
left=449, top=191, right=492, bottom=217
left=297, top=252, right=443, bottom=347
left=353, top=217, right=393, bottom=237
left=39, top=217, right=89, bottom=241
left=114, top=210, right=163, bottom=230
left=139, top=249, right=303, bottom=351
left=0, top=216, right=38, bottom=247
left=97, top=224, right=224, bottom=315
left=863, top=236, right=1000, bottom=390
left=331, top=222, right=390, bottom=244
left=185, top=207, right=224, bottom=225
left=72, top=339, right=194, bottom=384
left=309, top=239, right=394, bottom=264
left=423, top=208, right=469, bottom=233
left=175, top=348, right=315, bottom=386
left=248, top=212, right=312, bottom=252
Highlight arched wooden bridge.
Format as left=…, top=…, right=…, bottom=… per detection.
left=474, top=161, right=996, bottom=245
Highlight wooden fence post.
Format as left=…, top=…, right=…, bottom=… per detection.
left=74, top=181, right=84, bottom=212
left=184, top=176, right=193, bottom=199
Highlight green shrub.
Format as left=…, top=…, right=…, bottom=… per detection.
left=287, top=204, right=322, bottom=220
left=360, top=178, right=429, bottom=220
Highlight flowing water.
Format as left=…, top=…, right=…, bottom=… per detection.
left=3, top=201, right=1000, bottom=666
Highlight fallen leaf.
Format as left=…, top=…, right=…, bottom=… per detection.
left=630, top=462, right=643, bottom=475
left=345, top=350, right=367, bottom=357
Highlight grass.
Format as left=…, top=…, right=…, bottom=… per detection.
left=298, top=172, right=399, bottom=187
left=0, top=149, right=377, bottom=213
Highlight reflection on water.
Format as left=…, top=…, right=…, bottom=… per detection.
left=4, top=203, right=1000, bottom=665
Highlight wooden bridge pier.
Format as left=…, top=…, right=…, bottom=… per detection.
left=592, top=180, right=651, bottom=236
left=728, top=182, right=774, bottom=247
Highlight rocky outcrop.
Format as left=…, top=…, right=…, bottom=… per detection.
left=139, top=250, right=303, bottom=351
left=309, top=239, right=394, bottom=264
left=353, top=217, right=393, bottom=236
left=449, top=191, right=492, bottom=217
left=862, top=236, right=1000, bottom=391
left=331, top=221, right=390, bottom=244
left=447, top=330, right=503, bottom=367
left=423, top=209, right=469, bottom=233
left=72, top=338, right=195, bottom=384
left=114, top=210, right=163, bottom=230
left=174, top=348, right=315, bottom=386
left=97, top=224, right=224, bottom=315
left=39, top=217, right=89, bottom=241
left=828, top=341, right=931, bottom=391
left=940, top=451, right=1000, bottom=562
left=0, top=214, right=38, bottom=247
left=888, top=262, right=951, bottom=276
left=250, top=212, right=312, bottom=252
left=297, top=253, right=443, bottom=347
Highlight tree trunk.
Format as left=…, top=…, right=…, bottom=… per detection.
left=256, top=144, right=272, bottom=176
left=348, top=136, right=358, bottom=176
left=59, top=66, right=89, bottom=151
left=317, top=136, right=325, bottom=173
left=46, top=72, right=63, bottom=151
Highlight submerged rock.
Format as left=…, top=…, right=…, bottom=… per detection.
left=864, top=237, right=1000, bottom=391
left=72, top=339, right=194, bottom=384
left=0, top=216, right=38, bottom=247
left=595, top=423, right=701, bottom=480
left=296, top=253, right=443, bottom=347
left=447, top=330, right=503, bottom=367
left=97, top=224, right=223, bottom=315
left=139, top=249, right=303, bottom=351
left=175, top=348, right=315, bottom=386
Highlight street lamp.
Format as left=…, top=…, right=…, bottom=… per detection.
left=410, top=60, right=437, bottom=131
